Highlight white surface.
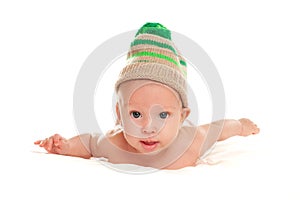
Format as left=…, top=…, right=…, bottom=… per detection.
left=1, top=1, right=300, bottom=199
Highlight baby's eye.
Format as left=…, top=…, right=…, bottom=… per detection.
left=159, top=112, right=169, bottom=119
left=131, top=111, right=142, bottom=118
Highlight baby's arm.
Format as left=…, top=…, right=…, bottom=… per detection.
left=34, top=134, right=92, bottom=159
left=197, top=118, right=259, bottom=156
left=201, top=118, right=260, bottom=141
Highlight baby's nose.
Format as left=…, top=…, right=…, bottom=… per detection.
left=141, top=116, right=159, bottom=134
left=142, top=126, right=157, bottom=134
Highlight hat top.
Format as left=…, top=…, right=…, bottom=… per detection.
left=135, top=23, right=171, bottom=40
left=127, top=22, right=187, bottom=77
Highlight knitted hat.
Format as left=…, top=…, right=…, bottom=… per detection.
left=115, top=22, right=188, bottom=107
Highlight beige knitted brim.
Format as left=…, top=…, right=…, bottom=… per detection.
left=115, top=62, right=188, bottom=108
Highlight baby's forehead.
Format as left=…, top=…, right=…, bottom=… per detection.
left=117, top=80, right=181, bottom=105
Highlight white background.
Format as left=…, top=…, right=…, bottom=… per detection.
left=1, top=0, right=299, bottom=199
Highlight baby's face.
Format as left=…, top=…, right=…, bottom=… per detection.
left=117, top=80, right=190, bottom=153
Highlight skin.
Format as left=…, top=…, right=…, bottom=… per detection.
left=34, top=81, right=260, bottom=169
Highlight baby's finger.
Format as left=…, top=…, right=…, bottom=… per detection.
left=252, top=127, right=260, bottom=134
left=43, top=138, right=52, bottom=150
left=255, top=127, right=260, bottom=134
left=34, top=140, right=42, bottom=145
left=53, top=134, right=62, bottom=146
left=39, top=138, right=48, bottom=147
left=47, top=137, right=54, bottom=151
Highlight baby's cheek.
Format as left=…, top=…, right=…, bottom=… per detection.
left=124, top=134, right=142, bottom=150
left=160, top=123, right=180, bottom=141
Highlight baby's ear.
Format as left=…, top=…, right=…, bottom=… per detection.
left=180, top=107, right=191, bottom=122
left=115, top=103, right=121, bottom=123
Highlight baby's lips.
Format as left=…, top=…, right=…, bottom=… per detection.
left=140, top=140, right=159, bottom=145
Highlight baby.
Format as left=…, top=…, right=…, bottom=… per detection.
left=34, top=23, right=259, bottom=170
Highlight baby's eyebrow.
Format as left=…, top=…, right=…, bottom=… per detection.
left=161, top=106, right=177, bottom=110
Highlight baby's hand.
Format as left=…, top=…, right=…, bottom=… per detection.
left=34, top=134, right=69, bottom=155
left=238, top=118, right=260, bottom=136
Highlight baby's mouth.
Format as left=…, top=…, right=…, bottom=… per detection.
left=140, top=140, right=159, bottom=151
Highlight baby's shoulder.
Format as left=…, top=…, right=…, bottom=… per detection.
left=179, top=126, right=206, bottom=148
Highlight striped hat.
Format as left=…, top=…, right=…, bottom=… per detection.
left=115, top=22, right=188, bottom=107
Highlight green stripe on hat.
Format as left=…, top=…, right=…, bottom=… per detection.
left=128, top=51, right=187, bottom=77
left=135, top=23, right=171, bottom=40
left=180, top=60, right=187, bottom=66
left=131, top=39, right=177, bottom=54
left=129, top=51, right=179, bottom=66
